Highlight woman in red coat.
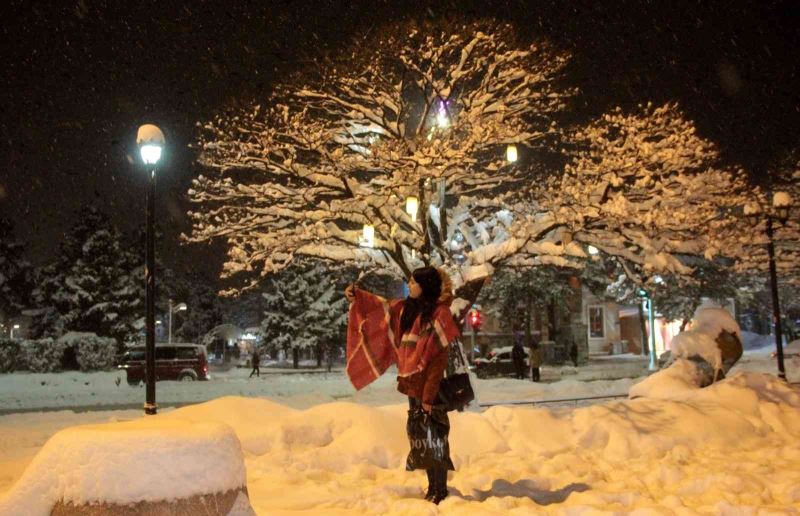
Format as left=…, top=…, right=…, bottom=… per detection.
left=346, top=266, right=460, bottom=504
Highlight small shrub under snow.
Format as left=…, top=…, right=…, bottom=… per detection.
left=26, top=338, right=65, bottom=373
left=0, top=338, right=23, bottom=373
left=57, top=332, right=118, bottom=372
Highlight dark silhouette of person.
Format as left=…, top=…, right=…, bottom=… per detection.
left=249, top=349, right=261, bottom=378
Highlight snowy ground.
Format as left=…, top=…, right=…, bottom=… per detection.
left=0, top=355, right=652, bottom=412
left=1, top=348, right=798, bottom=513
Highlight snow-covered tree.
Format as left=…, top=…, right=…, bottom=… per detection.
left=187, top=20, right=578, bottom=310
left=261, top=261, right=352, bottom=368
left=0, top=218, right=33, bottom=328
left=479, top=266, right=575, bottom=334
left=538, top=102, right=752, bottom=285
left=172, top=277, right=225, bottom=343
left=30, top=208, right=143, bottom=346
left=722, top=154, right=799, bottom=283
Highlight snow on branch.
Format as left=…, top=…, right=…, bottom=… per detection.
left=537, top=102, right=752, bottom=281
left=187, top=21, right=576, bottom=291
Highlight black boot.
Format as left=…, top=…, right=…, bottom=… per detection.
left=424, top=469, right=435, bottom=501
left=432, top=468, right=448, bottom=504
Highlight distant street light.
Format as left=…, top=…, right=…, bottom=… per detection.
left=168, top=299, right=188, bottom=344
left=361, top=224, right=375, bottom=248
left=746, top=191, right=794, bottom=380
left=405, top=196, right=419, bottom=222
left=506, top=144, right=518, bottom=163
left=137, top=123, right=165, bottom=415
left=587, top=245, right=599, bottom=256
left=435, top=101, right=450, bottom=129
left=10, top=324, right=20, bottom=340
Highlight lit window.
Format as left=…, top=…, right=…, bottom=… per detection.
left=588, top=306, right=605, bottom=338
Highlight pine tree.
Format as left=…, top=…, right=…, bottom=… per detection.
left=0, top=218, right=33, bottom=329
left=31, top=208, right=143, bottom=346
left=173, top=277, right=225, bottom=343
left=261, top=261, right=353, bottom=369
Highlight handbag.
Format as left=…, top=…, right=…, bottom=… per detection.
left=437, top=339, right=475, bottom=411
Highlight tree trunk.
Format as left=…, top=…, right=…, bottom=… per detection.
left=679, top=317, right=691, bottom=332
left=525, top=295, right=533, bottom=347
left=547, top=297, right=557, bottom=340
left=316, top=344, right=323, bottom=368
left=292, top=347, right=299, bottom=369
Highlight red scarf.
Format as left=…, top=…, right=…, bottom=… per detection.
left=346, top=288, right=460, bottom=391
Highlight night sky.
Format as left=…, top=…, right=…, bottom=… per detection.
left=1, top=0, right=798, bottom=284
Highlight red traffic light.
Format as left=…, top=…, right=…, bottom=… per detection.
left=469, top=309, right=482, bottom=331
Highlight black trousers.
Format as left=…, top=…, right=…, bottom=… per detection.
left=531, top=367, right=540, bottom=382
left=249, top=365, right=260, bottom=377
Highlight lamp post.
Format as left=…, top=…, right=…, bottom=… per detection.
left=137, top=124, right=165, bottom=415
left=638, top=288, right=658, bottom=370
left=168, top=299, right=187, bottom=344
left=10, top=324, right=20, bottom=340
left=747, top=191, right=793, bottom=380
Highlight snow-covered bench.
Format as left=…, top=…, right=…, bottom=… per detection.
left=0, top=418, right=253, bottom=515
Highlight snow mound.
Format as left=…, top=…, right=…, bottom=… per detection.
left=0, top=418, right=247, bottom=516
left=2, top=372, right=800, bottom=513
left=671, top=307, right=741, bottom=371
left=636, top=307, right=743, bottom=398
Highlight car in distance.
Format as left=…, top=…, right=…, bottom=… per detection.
left=118, top=344, right=210, bottom=385
left=473, top=346, right=530, bottom=379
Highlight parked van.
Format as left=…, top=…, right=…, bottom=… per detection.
left=118, top=344, right=209, bottom=386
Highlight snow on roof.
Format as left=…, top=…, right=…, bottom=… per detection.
left=0, top=418, right=246, bottom=515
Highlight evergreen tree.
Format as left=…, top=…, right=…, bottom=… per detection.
left=261, top=261, right=353, bottom=368
left=31, top=208, right=143, bottom=346
left=0, top=217, right=33, bottom=330
left=174, top=277, right=225, bottom=343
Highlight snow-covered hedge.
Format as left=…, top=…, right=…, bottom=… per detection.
left=0, top=338, right=23, bottom=373
left=25, top=338, right=64, bottom=373
left=59, top=332, right=118, bottom=372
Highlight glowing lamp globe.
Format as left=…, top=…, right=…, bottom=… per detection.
left=361, top=225, right=375, bottom=248
left=137, top=124, right=165, bottom=165
left=405, top=196, right=419, bottom=222
left=773, top=191, right=793, bottom=223
left=506, top=144, right=518, bottom=163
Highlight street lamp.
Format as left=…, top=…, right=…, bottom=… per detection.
left=506, top=144, right=518, bottom=163
left=137, top=123, right=165, bottom=415
left=10, top=324, right=20, bottom=340
left=361, top=224, right=375, bottom=248
left=405, top=196, right=419, bottom=222
left=168, top=299, right=187, bottom=344
left=747, top=191, right=794, bottom=380
left=638, top=288, right=657, bottom=370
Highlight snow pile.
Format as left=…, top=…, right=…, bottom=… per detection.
left=632, top=307, right=743, bottom=399
left=2, top=372, right=800, bottom=512
left=0, top=417, right=247, bottom=515
left=181, top=374, right=800, bottom=512
left=671, top=307, right=740, bottom=370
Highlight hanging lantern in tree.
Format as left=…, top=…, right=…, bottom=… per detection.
left=361, top=225, right=375, bottom=248
left=506, top=144, right=518, bottom=163
left=405, top=196, right=419, bottom=222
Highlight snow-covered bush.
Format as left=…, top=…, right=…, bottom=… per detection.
left=0, top=338, right=23, bottom=373
left=25, top=338, right=64, bottom=373
left=59, top=332, right=118, bottom=371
